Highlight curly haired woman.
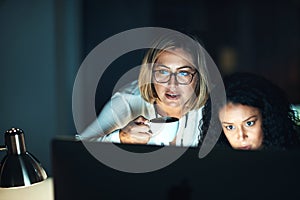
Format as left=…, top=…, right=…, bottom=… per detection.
left=203, top=72, right=300, bottom=150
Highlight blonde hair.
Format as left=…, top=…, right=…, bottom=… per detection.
left=138, top=33, right=209, bottom=110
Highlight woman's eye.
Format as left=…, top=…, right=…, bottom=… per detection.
left=158, top=70, right=170, bottom=75
left=245, top=121, right=255, bottom=127
left=225, top=125, right=235, bottom=130
left=178, top=71, right=190, bottom=77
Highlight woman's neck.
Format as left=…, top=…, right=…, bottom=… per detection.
left=155, top=103, right=187, bottom=119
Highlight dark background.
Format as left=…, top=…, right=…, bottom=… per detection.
left=0, top=0, right=299, bottom=175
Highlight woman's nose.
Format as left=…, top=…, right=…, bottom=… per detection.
left=168, top=73, right=178, bottom=86
left=237, top=127, right=248, bottom=141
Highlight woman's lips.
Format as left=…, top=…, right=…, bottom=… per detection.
left=239, top=145, right=251, bottom=150
left=165, top=93, right=180, bottom=100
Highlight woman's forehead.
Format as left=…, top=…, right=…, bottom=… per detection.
left=156, top=48, right=195, bottom=67
left=219, top=103, right=261, bottom=121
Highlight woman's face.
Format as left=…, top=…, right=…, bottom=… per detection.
left=152, top=48, right=198, bottom=114
left=219, top=103, right=263, bottom=150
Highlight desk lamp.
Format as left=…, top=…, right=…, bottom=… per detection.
left=0, top=128, right=47, bottom=187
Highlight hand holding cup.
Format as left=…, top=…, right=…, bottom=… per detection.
left=146, top=116, right=179, bottom=146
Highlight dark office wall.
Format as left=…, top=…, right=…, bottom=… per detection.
left=81, top=0, right=153, bottom=118
left=0, top=0, right=81, bottom=175
left=0, top=0, right=56, bottom=174
left=84, top=0, right=300, bottom=104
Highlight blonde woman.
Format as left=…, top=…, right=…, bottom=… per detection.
left=79, top=33, right=210, bottom=147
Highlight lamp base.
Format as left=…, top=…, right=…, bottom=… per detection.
left=0, top=177, right=53, bottom=200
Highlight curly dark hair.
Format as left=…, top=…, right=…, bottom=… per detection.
left=201, top=72, right=300, bottom=150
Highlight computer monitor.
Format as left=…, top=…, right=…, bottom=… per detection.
left=51, top=137, right=300, bottom=200
left=291, top=104, right=300, bottom=125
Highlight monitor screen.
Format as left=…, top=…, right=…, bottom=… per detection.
left=291, top=104, right=300, bottom=125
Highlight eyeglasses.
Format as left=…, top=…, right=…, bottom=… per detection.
left=153, top=67, right=197, bottom=85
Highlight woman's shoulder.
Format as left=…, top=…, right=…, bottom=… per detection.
left=117, top=80, right=140, bottom=95
left=111, top=81, right=140, bottom=98
left=110, top=80, right=152, bottom=106
left=188, top=105, right=205, bottom=116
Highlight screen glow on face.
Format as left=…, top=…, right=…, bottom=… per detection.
left=152, top=49, right=198, bottom=116
left=153, top=65, right=196, bottom=85
left=219, top=103, right=264, bottom=150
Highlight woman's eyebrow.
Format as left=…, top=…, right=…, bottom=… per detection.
left=155, top=65, right=194, bottom=70
left=221, top=121, right=233, bottom=125
left=154, top=64, right=169, bottom=69
left=221, top=115, right=258, bottom=124
left=177, top=66, right=195, bottom=71
left=242, top=115, right=258, bottom=122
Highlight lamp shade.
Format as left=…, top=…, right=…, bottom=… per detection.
left=0, top=128, right=47, bottom=187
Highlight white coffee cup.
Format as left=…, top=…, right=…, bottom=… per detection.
left=146, top=117, right=179, bottom=146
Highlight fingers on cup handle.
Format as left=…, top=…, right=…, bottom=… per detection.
left=133, top=116, right=151, bottom=135
left=134, top=115, right=149, bottom=125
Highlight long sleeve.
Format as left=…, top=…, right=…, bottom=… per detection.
left=79, top=91, right=154, bottom=141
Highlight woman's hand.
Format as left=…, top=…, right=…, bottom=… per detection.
left=119, top=116, right=151, bottom=144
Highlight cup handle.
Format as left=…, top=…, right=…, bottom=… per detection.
left=144, top=121, right=151, bottom=127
